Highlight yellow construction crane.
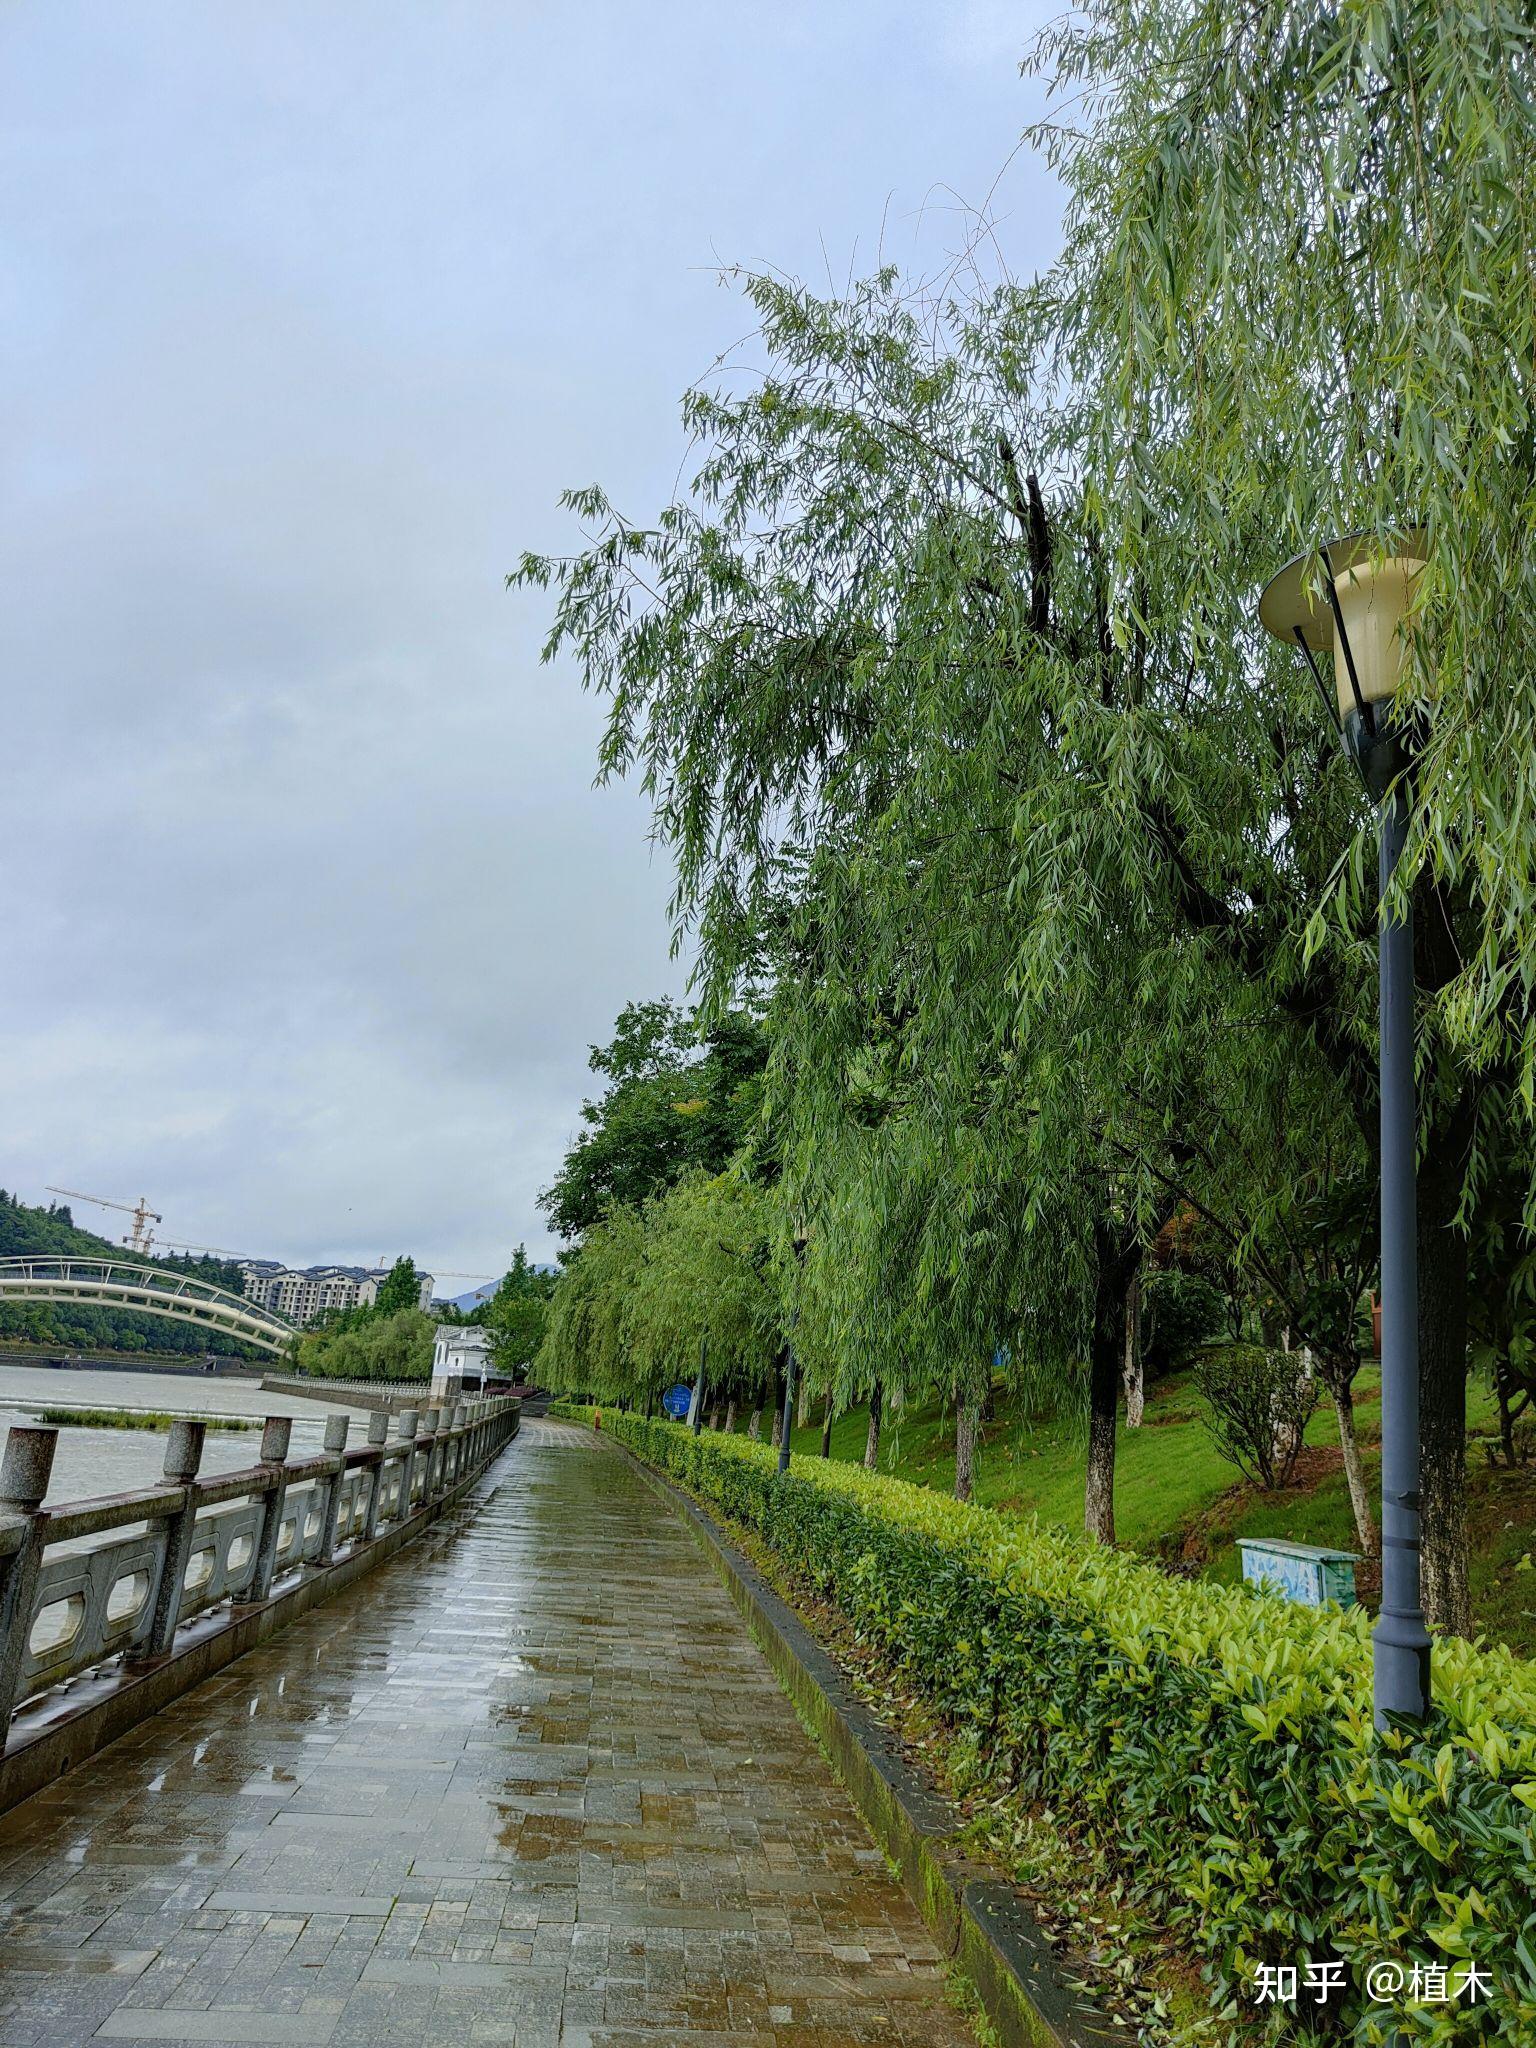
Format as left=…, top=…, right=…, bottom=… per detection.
left=157, top=1237, right=244, bottom=1261
left=46, top=1185, right=162, bottom=1256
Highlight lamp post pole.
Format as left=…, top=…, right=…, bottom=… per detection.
left=1374, top=778, right=1431, bottom=1726
left=778, top=1334, right=796, bottom=1475
left=691, top=1335, right=707, bottom=1437
left=1258, top=533, right=1432, bottom=1729
left=778, top=1226, right=809, bottom=1476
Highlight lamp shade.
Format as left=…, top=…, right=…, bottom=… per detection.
left=1258, top=532, right=1427, bottom=725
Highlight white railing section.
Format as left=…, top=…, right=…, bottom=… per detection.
left=0, top=1395, right=520, bottom=1734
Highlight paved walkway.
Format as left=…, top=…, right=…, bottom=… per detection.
left=0, top=1420, right=976, bottom=2047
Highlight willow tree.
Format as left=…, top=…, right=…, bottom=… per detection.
left=516, top=271, right=1242, bottom=1535
left=1026, top=0, right=1536, bottom=1630
left=1107, top=964, right=1381, bottom=1551
left=624, top=1169, right=781, bottom=1413
left=782, top=1054, right=1102, bottom=1504
left=535, top=1205, right=646, bottom=1402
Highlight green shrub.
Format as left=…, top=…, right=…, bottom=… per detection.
left=1192, top=1343, right=1320, bottom=1490
left=588, top=1410, right=1535, bottom=2043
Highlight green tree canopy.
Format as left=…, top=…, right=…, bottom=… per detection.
left=540, top=999, right=768, bottom=1240
left=481, top=1245, right=558, bottom=1373
left=372, top=1257, right=422, bottom=1319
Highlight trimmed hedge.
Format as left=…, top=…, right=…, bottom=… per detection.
left=560, top=1404, right=1535, bottom=2044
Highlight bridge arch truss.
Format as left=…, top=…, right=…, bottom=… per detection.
left=0, top=1258, right=298, bottom=1357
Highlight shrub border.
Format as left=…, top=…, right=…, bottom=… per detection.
left=597, top=1423, right=1132, bottom=2048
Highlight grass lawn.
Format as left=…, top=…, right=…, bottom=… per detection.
left=700, top=1360, right=1536, bottom=1656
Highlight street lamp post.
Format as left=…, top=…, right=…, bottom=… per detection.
left=778, top=1224, right=810, bottom=1476
left=778, top=1335, right=797, bottom=1474
left=690, top=1335, right=707, bottom=1437
left=1259, top=533, right=1432, bottom=1729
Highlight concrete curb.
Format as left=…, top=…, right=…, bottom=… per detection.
left=0, top=1423, right=519, bottom=1817
left=605, top=1434, right=1132, bottom=2048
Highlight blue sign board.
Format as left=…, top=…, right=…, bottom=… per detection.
left=661, top=1383, right=693, bottom=1421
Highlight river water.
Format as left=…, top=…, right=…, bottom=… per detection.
left=0, top=1364, right=378, bottom=1505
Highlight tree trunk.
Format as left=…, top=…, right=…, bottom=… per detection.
left=747, top=1406, right=762, bottom=1441
left=770, top=1367, right=785, bottom=1450
left=1329, top=1376, right=1376, bottom=1556
left=797, top=1376, right=811, bottom=1428
left=1123, top=1272, right=1144, bottom=1428
left=1085, top=1217, right=1142, bottom=1546
left=864, top=1380, right=882, bottom=1469
left=1493, top=1358, right=1518, bottom=1467
left=724, top=1398, right=737, bottom=1434
left=1418, top=1205, right=1471, bottom=1636
left=820, top=1394, right=835, bottom=1458
left=707, top=1403, right=721, bottom=1430
left=1084, top=1341, right=1119, bottom=1546
left=955, top=1391, right=981, bottom=1503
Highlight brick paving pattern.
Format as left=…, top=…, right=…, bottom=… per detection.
left=0, top=1419, right=977, bottom=2046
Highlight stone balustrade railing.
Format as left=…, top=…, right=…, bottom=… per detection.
left=0, top=1395, right=519, bottom=1733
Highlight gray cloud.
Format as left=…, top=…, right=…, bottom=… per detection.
left=1, top=1, right=1059, bottom=1275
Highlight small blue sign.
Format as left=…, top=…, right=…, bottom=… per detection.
left=661, top=1383, right=693, bottom=1420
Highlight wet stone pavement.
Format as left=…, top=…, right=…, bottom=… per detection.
left=0, top=1419, right=978, bottom=2047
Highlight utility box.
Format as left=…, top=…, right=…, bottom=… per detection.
left=1237, top=1538, right=1361, bottom=1609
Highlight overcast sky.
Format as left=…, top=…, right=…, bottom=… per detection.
left=1, top=2, right=1062, bottom=1281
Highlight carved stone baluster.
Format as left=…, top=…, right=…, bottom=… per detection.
left=361, top=1410, right=390, bottom=1541
left=238, top=1416, right=293, bottom=1609
left=133, top=1420, right=206, bottom=1664
left=0, top=1427, right=59, bottom=1732
left=315, top=1415, right=350, bottom=1564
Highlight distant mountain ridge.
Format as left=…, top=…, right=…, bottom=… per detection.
left=446, top=1265, right=557, bottom=1313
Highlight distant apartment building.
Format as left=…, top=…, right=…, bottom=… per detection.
left=239, top=1260, right=435, bottom=1327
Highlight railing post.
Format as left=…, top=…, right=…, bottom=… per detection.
left=398, top=1408, right=420, bottom=1512
left=420, top=1408, right=441, bottom=1499
left=0, top=1426, right=59, bottom=1735
left=134, top=1419, right=206, bottom=1664
left=361, top=1410, right=390, bottom=1541
left=447, top=1404, right=465, bottom=1486
left=240, top=1416, right=293, bottom=1607
left=315, top=1414, right=349, bottom=1564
